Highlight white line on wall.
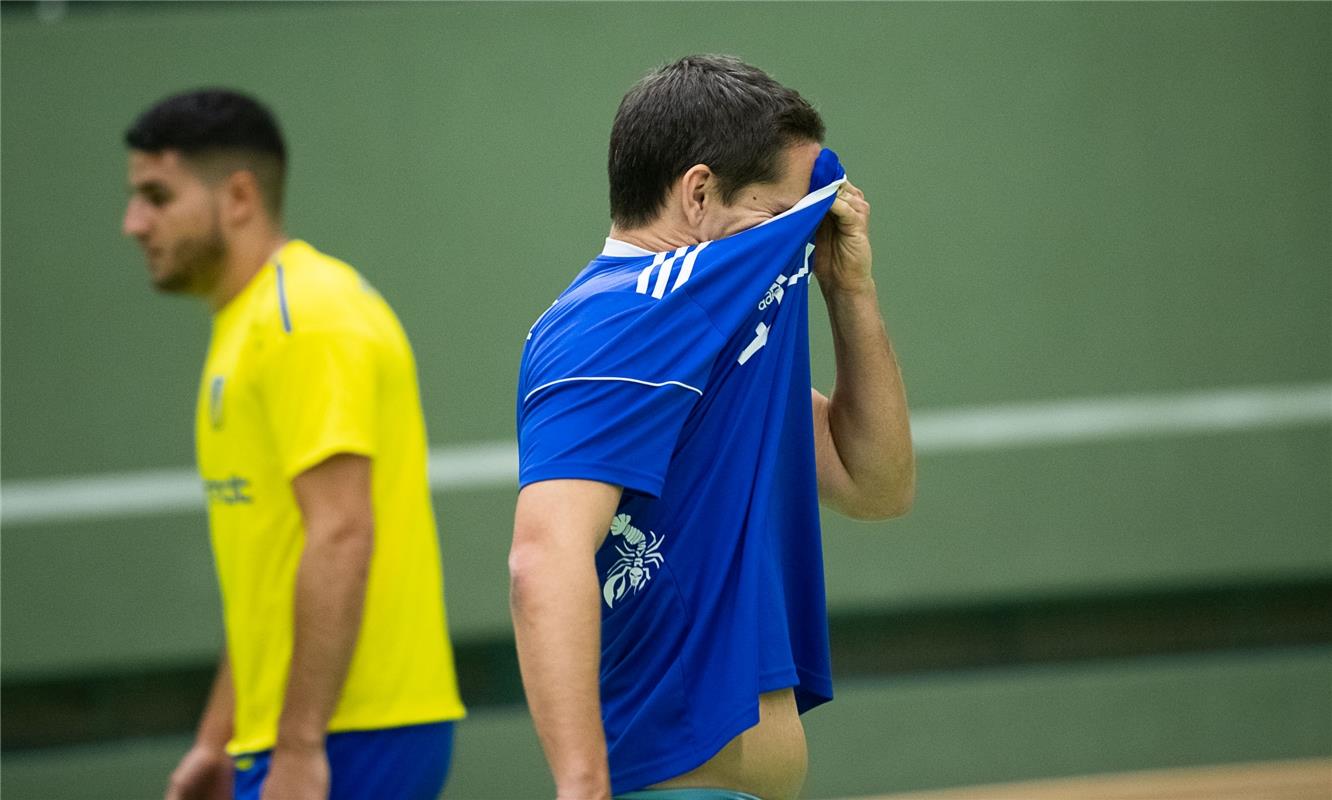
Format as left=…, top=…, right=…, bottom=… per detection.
left=2, top=383, right=1329, bottom=526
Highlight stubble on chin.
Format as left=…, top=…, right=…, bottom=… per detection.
left=152, top=227, right=226, bottom=296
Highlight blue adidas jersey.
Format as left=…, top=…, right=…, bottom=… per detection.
left=517, top=149, right=846, bottom=793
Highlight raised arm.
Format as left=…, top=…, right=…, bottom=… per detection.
left=811, top=180, right=915, bottom=521
left=510, top=479, right=622, bottom=799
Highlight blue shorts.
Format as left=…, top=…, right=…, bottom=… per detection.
left=233, top=721, right=454, bottom=800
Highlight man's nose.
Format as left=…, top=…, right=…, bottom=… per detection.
left=122, top=200, right=149, bottom=239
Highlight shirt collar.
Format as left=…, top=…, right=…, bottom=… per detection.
left=600, top=237, right=655, bottom=258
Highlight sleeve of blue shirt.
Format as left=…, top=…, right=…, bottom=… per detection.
left=518, top=291, right=725, bottom=498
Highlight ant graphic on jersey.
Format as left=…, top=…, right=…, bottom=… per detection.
left=602, top=514, right=665, bottom=608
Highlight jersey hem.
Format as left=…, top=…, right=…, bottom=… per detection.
left=758, top=667, right=800, bottom=694
left=792, top=665, right=834, bottom=713
left=225, top=702, right=467, bottom=756
left=609, top=703, right=760, bottom=794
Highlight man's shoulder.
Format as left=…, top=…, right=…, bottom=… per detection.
left=277, top=240, right=364, bottom=304
left=528, top=261, right=646, bottom=340
left=520, top=260, right=728, bottom=406
left=268, top=241, right=390, bottom=337
left=536, top=252, right=722, bottom=335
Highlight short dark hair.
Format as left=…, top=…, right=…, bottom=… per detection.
left=608, top=55, right=825, bottom=228
left=125, top=88, right=287, bottom=217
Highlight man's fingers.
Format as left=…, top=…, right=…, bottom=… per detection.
left=839, top=181, right=867, bottom=201
left=829, top=193, right=869, bottom=228
left=834, top=183, right=869, bottom=213
left=843, top=193, right=869, bottom=216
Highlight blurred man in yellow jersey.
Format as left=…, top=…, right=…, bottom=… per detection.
left=122, top=89, right=465, bottom=800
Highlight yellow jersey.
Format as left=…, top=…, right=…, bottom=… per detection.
left=196, top=240, right=465, bottom=754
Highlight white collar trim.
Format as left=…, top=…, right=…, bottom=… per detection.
left=601, top=237, right=655, bottom=257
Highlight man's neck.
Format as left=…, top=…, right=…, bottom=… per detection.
left=208, top=230, right=289, bottom=312
left=608, top=222, right=702, bottom=254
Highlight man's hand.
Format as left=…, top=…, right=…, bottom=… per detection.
left=165, top=743, right=232, bottom=800
left=813, top=180, right=873, bottom=295
left=809, top=177, right=915, bottom=521
left=259, top=743, right=330, bottom=800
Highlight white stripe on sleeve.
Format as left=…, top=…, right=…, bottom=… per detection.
left=636, top=251, right=666, bottom=294
left=671, top=241, right=710, bottom=291
left=652, top=246, right=689, bottom=299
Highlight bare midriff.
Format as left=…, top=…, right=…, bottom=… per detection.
left=651, top=688, right=808, bottom=800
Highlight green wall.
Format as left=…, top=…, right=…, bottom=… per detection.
left=2, top=1, right=1329, bottom=793
left=4, top=0, right=1328, bottom=673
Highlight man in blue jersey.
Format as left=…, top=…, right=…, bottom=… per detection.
left=511, top=55, right=915, bottom=799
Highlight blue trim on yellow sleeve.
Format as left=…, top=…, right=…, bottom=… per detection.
left=275, top=262, right=293, bottom=333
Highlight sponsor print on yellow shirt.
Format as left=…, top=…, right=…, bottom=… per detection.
left=197, top=240, right=464, bottom=755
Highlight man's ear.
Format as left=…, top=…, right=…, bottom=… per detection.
left=677, top=163, right=715, bottom=229
left=219, top=168, right=264, bottom=227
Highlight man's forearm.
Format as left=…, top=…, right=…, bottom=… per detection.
left=166, top=651, right=234, bottom=800
left=197, top=651, right=235, bottom=750
left=823, top=279, right=915, bottom=515
left=274, top=525, right=372, bottom=750
left=510, top=546, right=610, bottom=797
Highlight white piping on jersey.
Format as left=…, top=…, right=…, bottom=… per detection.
left=523, top=375, right=703, bottom=404
left=635, top=251, right=666, bottom=294
left=671, top=241, right=709, bottom=291
left=756, top=176, right=847, bottom=228
left=633, top=244, right=711, bottom=299
left=651, top=246, right=689, bottom=298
